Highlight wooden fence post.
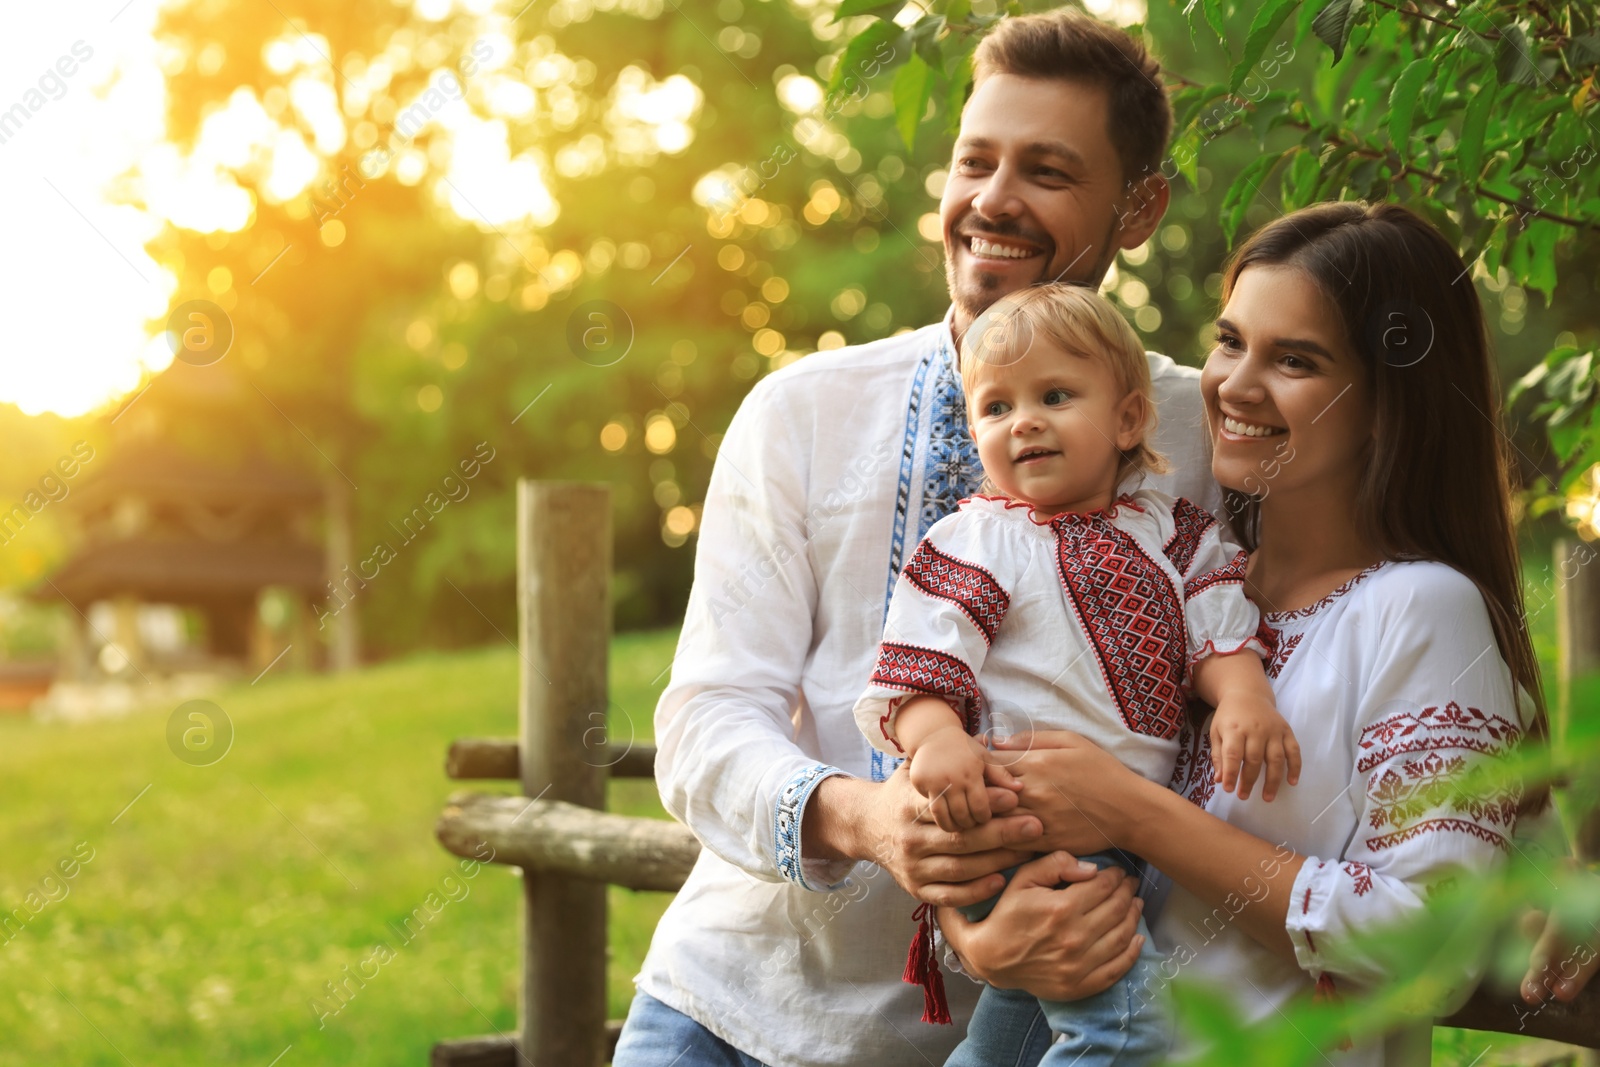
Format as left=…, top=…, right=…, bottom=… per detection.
left=518, top=480, right=610, bottom=1067
left=1555, top=537, right=1600, bottom=863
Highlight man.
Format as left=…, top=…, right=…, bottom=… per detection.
left=608, top=12, right=1201, bottom=1065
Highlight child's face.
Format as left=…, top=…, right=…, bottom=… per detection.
left=965, top=340, right=1146, bottom=516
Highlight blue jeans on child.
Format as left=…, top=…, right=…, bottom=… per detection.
left=944, top=850, right=1172, bottom=1067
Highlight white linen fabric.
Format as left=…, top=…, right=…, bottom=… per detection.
left=639, top=310, right=1220, bottom=1066
left=852, top=489, right=1266, bottom=787
left=1147, top=559, right=1530, bottom=1067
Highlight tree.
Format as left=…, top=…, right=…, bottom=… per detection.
left=836, top=0, right=1600, bottom=504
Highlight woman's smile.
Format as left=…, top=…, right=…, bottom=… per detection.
left=1201, top=266, right=1372, bottom=502
left=1218, top=414, right=1287, bottom=441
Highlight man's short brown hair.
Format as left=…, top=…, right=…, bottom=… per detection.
left=972, top=8, right=1173, bottom=188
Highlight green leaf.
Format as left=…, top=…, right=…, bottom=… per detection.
left=1347, top=156, right=1380, bottom=194
left=1202, top=0, right=1227, bottom=41
left=1521, top=218, right=1563, bottom=302
left=1313, top=143, right=1356, bottom=198
left=944, top=53, right=973, bottom=134
left=1312, top=0, right=1365, bottom=63
left=1571, top=33, right=1600, bottom=66
left=1456, top=79, right=1498, bottom=181
left=1453, top=25, right=1496, bottom=57
left=1419, top=49, right=1465, bottom=120
left=1293, top=0, right=1325, bottom=47
left=1170, top=127, right=1203, bottom=188
left=1176, top=84, right=1233, bottom=136
left=1281, top=147, right=1320, bottom=208
left=1248, top=92, right=1294, bottom=146
left=1222, top=150, right=1287, bottom=244
left=826, top=19, right=902, bottom=100
left=1387, top=57, right=1430, bottom=151
left=1229, top=0, right=1302, bottom=93
left=831, top=0, right=906, bottom=22
left=892, top=52, right=931, bottom=151
left=1509, top=349, right=1564, bottom=407
left=1495, top=22, right=1539, bottom=87
left=1183, top=0, right=1227, bottom=42
left=1546, top=350, right=1593, bottom=410
left=946, top=0, right=972, bottom=24
left=910, top=14, right=943, bottom=70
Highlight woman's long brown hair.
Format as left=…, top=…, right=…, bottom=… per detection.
left=1219, top=202, right=1549, bottom=792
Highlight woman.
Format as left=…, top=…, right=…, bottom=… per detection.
left=938, top=201, right=1546, bottom=1066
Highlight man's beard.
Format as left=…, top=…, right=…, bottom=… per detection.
left=945, top=215, right=1123, bottom=322
left=946, top=257, right=1032, bottom=323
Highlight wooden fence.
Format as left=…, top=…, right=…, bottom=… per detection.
left=429, top=482, right=1600, bottom=1064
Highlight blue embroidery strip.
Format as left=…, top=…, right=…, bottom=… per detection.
left=885, top=348, right=934, bottom=610
left=872, top=328, right=984, bottom=783
left=774, top=763, right=845, bottom=889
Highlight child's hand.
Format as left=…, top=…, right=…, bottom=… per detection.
left=908, top=725, right=995, bottom=831
left=1210, top=693, right=1301, bottom=802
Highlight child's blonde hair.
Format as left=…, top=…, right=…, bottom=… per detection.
left=959, top=283, right=1169, bottom=483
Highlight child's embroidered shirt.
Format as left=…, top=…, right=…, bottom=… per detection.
left=853, top=487, right=1266, bottom=782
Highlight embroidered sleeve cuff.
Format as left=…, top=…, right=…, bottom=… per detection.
left=1284, top=856, right=1333, bottom=979
left=1187, top=635, right=1271, bottom=671
left=774, top=763, right=856, bottom=891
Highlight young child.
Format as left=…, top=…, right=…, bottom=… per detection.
left=852, top=283, right=1300, bottom=1066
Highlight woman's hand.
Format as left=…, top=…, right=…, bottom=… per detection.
left=989, top=730, right=1151, bottom=854
left=938, top=851, right=1145, bottom=1001
left=1520, top=898, right=1600, bottom=1005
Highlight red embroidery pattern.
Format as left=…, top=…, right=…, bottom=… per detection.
left=870, top=643, right=982, bottom=733
left=1342, top=862, right=1373, bottom=897
left=1264, top=562, right=1387, bottom=624
left=1264, top=628, right=1301, bottom=680
left=1053, top=516, right=1187, bottom=739
left=1356, top=702, right=1522, bottom=774
left=903, top=537, right=1010, bottom=646
left=1163, top=497, right=1217, bottom=577
left=1185, top=549, right=1249, bottom=600
left=1367, top=818, right=1510, bottom=853
left=1358, top=701, right=1522, bottom=854
left=1167, top=714, right=1216, bottom=809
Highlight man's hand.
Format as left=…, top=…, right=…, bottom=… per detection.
left=802, top=768, right=1042, bottom=907
left=939, top=852, right=1145, bottom=1001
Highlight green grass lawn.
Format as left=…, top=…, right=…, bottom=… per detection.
left=0, top=629, right=679, bottom=1067
left=0, top=619, right=1585, bottom=1066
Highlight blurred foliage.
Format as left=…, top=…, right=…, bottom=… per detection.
left=132, top=0, right=959, bottom=655
left=94, top=0, right=1594, bottom=661
left=1168, top=704, right=1600, bottom=1067
left=0, top=407, right=90, bottom=595
left=849, top=0, right=1600, bottom=503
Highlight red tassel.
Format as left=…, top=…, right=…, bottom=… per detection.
left=902, top=904, right=952, bottom=1025
left=1314, top=973, right=1353, bottom=1051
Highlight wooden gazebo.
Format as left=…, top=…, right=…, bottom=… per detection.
left=35, top=438, right=325, bottom=677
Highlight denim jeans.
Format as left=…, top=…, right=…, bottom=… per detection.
left=611, top=989, right=771, bottom=1067
left=945, top=851, right=1173, bottom=1067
